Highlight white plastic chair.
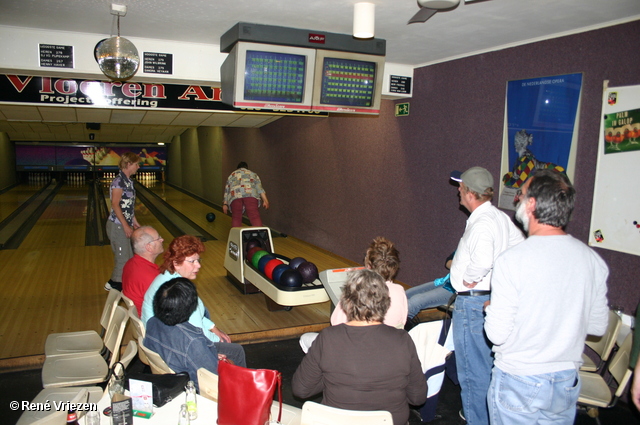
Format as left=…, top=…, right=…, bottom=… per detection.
left=138, top=336, right=174, bottom=374
left=580, top=309, right=622, bottom=372
left=120, top=293, right=136, bottom=311
left=300, top=401, right=392, bottom=425
left=197, top=367, right=219, bottom=402
left=44, top=289, right=122, bottom=357
left=41, top=305, right=129, bottom=388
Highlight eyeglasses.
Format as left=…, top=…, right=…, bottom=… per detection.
left=185, top=258, right=202, bottom=264
left=147, top=236, right=164, bottom=244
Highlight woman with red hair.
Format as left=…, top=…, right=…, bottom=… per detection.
left=141, top=235, right=231, bottom=344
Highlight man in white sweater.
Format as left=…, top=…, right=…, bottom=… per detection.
left=485, top=169, right=609, bottom=425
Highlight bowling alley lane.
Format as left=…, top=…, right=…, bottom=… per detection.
left=0, top=178, right=172, bottom=364
left=0, top=181, right=44, bottom=222
left=0, top=177, right=356, bottom=367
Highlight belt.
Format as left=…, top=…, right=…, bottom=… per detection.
left=456, top=290, right=491, bottom=297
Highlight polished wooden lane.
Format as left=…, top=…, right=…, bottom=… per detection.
left=0, top=179, right=356, bottom=371
left=0, top=182, right=45, bottom=222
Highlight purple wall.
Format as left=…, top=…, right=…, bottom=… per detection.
left=221, top=21, right=640, bottom=314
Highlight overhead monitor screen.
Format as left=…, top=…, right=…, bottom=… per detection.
left=319, top=57, right=376, bottom=107
left=244, top=50, right=307, bottom=103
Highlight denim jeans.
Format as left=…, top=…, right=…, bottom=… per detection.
left=406, top=281, right=454, bottom=319
left=452, top=294, right=493, bottom=425
left=488, top=367, right=579, bottom=425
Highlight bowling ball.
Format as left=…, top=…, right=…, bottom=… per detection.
left=279, top=269, right=303, bottom=288
left=244, top=238, right=262, bottom=255
left=288, top=257, right=307, bottom=270
left=247, top=246, right=263, bottom=262
left=251, top=250, right=270, bottom=269
left=264, top=259, right=284, bottom=280
left=272, top=264, right=291, bottom=285
left=258, top=254, right=276, bottom=273
left=297, top=261, right=319, bottom=283
left=206, top=212, right=216, bottom=222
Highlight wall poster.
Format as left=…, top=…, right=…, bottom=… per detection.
left=498, top=73, right=582, bottom=210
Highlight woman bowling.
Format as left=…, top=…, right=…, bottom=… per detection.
left=222, top=161, right=270, bottom=227
left=293, top=269, right=426, bottom=425
left=141, top=235, right=231, bottom=344
left=105, top=151, right=141, bottom=291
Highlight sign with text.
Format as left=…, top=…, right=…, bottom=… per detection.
left=0, top=74, right=326, bottom=117
left=39, top=44, right=74, bottom=69
left=143, top=52, right=173, bottom=75
left=389, top=75, right=411, bottom=95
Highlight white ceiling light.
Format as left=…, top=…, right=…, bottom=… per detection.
left=353, top=2, right=375, bottom=39
left=94, top=4, right=140, bottom=81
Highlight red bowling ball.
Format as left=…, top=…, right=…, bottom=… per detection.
left=264, top=259, right=284, bottom=280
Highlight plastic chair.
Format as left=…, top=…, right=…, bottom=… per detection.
left=127, top=307, right=149, bottom=365
left=41, top=305, right=129, bottom=388
left=127, top=305, right=145, bottom=339
left=138, top=336, right=175, bottom=374
left=120, top=293, right=136, bottom=311
left=300, top=401, right=393, bottom=425
left=118, top=339, right=138, bottom=369
left=197, top=367, right=219, bottom=402
left=577, top=332, right=633, bottom=424
left=580, top=309, right=622, bottom=372
left=44, top=289, right=122, bottom=357
left=16, top=386, right=103, bottom=425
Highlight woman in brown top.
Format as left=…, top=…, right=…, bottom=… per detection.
left=292, top=269, right=426, bottom=425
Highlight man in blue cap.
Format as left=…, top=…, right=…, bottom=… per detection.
left=448, top=166, right=524, bottom=425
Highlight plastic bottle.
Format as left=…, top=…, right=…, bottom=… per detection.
left=185, top=380, right=198, bottom=420
left=66, top=408, right=79, bottom=424
left=178, top=403, right=190, bottom=425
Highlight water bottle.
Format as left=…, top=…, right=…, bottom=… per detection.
left=185, top=380, right=198, bottom=420
left=178, top=403, right=190, bottom=425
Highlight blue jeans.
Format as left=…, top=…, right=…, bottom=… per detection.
left=488, top=367, right=579, bottom=425
left=406, top=281, right=454, bottom=318
left=453, top=294, right=493, bottom=425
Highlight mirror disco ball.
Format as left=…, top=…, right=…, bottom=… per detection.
left=96, top=36, right=140, bottom=81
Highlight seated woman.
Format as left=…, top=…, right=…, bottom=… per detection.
left=300, top=237, right=408, bottom=353
left=144, top=277, right=246, bottom=389
left=142, top=235, right=230, bottom=344
left=292, top=269, right=426, bottom=425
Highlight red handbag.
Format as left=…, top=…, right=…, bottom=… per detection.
left=217, top=358, right=282, bottom=425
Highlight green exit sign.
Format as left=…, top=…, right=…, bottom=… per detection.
left=395, top=103, right=409, bottom=117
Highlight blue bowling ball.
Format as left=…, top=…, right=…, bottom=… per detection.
left=258, top=254, right=276, bottom=273
left=272, top=264, right=291, bottom=285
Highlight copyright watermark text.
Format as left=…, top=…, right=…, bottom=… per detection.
left=9, top=401, right=97, bottom=411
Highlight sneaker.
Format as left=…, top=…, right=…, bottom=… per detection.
left=459, top=409, right=466, bottom=421
left=104, top=281, right=112, bottom=291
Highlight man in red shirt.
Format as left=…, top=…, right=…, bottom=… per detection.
left=122, top=226, right=164, bottom=315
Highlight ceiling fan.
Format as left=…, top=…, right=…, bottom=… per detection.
left=408, top=0, right=492, bottom=24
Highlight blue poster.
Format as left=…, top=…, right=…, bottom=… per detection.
left=503, top=73, right=582, bottom=188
